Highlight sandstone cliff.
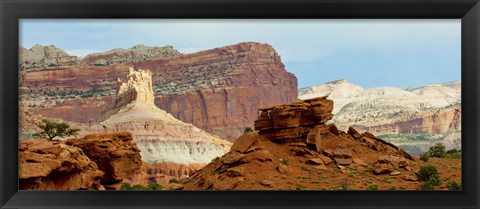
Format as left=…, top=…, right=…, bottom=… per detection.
left=19, top=132, right=142, bottom=190
left=86, top=67, right=232, bottom=164
left=19, top=42, right=298, bottom=141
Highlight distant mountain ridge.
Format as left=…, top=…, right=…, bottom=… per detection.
left=298, top=79, right=461, bottom=154
left=19, top=44, right=180, bottom=70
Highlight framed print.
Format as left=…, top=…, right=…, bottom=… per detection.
left=1, top=0, right=479, bottom=208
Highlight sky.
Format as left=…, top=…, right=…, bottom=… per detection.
left=20, top=19, right=461, bottom=89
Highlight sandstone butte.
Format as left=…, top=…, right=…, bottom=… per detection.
left=80, top=67, right=232, bottom=165
left=19, top=42, right=298, bottom=142
left=179, top=97, right=461, bottom=190
left=19, top=132, right=141, bottom=190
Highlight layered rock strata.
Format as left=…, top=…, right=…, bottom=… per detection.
left=88, top=67, right=231, bottom=164
left=19, top=42, right=298, bottom=141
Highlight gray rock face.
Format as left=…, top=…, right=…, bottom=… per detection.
left=82, top=44, right=180, bottom=65
left=19, top=44, right=180, bottom=70
left=19, top=44, right=81, bottom=70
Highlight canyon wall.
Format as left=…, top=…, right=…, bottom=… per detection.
left=19, top=42, right=298, bottom=141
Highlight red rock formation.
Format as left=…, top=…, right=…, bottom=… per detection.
left=67, top=132, right=142, bottom=188
left=181, top=97, right=416, bottom=190
left=19, top=139, right=104, bottom=190
left=19, top=132, right=143, bottom=190
left=19, top=42, right=298, bottom=141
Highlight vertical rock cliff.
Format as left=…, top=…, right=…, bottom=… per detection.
left=19, top=42, right=298, bottom=141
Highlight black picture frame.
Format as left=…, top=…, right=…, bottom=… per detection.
left=1, top=0, right=479, bottom=208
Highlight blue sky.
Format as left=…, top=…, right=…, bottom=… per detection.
left=20, top=19, right=460, bottom=89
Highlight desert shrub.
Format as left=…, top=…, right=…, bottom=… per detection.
left=121, top=182, right=162, bottom=191
left=445, top=149, right=462, bottom=159
left=428, top=143, right=447, bottom=158
left=120, top=182, right=132, bottom=190
left=147, top=182, right=163, bottom=190
left=417, top=164, right=440, bottom=181
left=280, top=157, right=289, bottom=165
left=243, top=127, right=253, bottom=133
left=131, top=184, right=148, bottom=190
left=417, top=164, right=442, bottom=190
left=419, top=175, right=441, bottom=190
left=446, top=180, right=461, bottom=190
left=32, top=119, right=80, bottom=140
left=169, top=178, right=180, bottom=184
left=367, top=184, right=378, bottom=190
left=420, top=153, right=430, bottom=162
left=364, top=162, right=374, bottom=172
left=388, top=186, right=397, bottom=190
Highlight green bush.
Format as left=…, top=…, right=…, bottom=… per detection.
left=120, top=182, right=132, bottom=190
left=428, top=143, right=447, bottom=158
left=121, top=182, right=163, bottom=191
left=32, top=119, right=80, bottom=140
left=417, top=164, right=440, bottom=181
left=244, top=127, right=253, bottom=133
left=446, top=181, right=461, bottom=190
left=420, top=175, right=441, bottom=190
left=445, top=149, right=462, bottom=159
left=417, top=164, right=442, bottom=190
left=169, top=178, right=180, bottom=184
left=147, top=182, right=163, bottom=190
left=420, top=153, right=429, bottom=162
left=367, top=184, right=378, bottom=190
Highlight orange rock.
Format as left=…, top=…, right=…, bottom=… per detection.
left=19, top=139, right=104, bottom=190
left=230, top=132, right=258, bottom=153
left=67, top=132, right=142, bottom=184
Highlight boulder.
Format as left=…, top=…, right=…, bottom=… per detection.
left=220, top=152, right=245, bottom=164
left=334, top=158, right=353, bottom=165
left=328, top=124, right=340, bottom=136
left=19, top=139, right=104, bottom=190
left=352, top=158, right=368, bottom=166
left=307, top=158, right=325, bottom=165
left=319, top=155, right=333, bottom=165
left=278, top=164, right=288, bottom=174
left=67, top=132, right=142, bottom=185
left=226, top=167, right=244, bottom=177
left=259, top=180, right=273, bottom=187
left=390, top=171, right=401, bottom=176
left=322, top=149, right=334, bottom=157
left=230, top=132, right=258, bottom=153
left=372, top=163, right=394, bottom=174
left=347, top=127, right=362, bottom=139
left=333, top=148, right=353, bottom=159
